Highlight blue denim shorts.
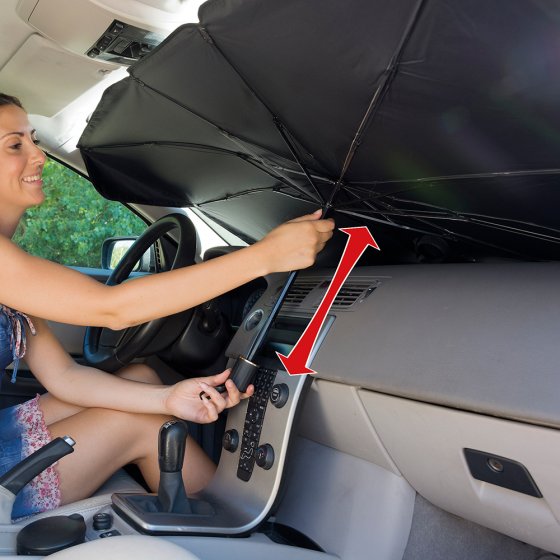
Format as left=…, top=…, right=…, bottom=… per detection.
left=0, top=396, right=61, bottom=519
left=0, top=312, right=13, bottom=377
left=0, top=309, right=57, bottom=519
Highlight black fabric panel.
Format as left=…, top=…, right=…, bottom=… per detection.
left=130, top=24, right=296, bottom=167
left=347, top=0, right=560, bottom=180
left=199, top=0, right=422, bottom=178
left=83, top=144, right=282, bottom=206
left=78, top=0, right=560, bottom=257
left=378, top=175, right=560, bottom=229
left=200, top=190, right=318, bottom=240
left=80, top=76, right=312, bottom=207
left=80, top=78, right=235, bottom=150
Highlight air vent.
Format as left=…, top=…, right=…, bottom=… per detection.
left=283, top=280, right=320, bottom=306
left=154, top=240, right=164, bottom=272
left=283, top=279, right=379, bottom=310
left=333, top=282, right=377, bottom=308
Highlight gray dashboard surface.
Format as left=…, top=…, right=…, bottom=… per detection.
left=303, top=262, right=560, bottom=429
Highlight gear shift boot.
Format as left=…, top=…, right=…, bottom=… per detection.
left=158, top=471, right=191, bottom=514
left=156, top=420, right=192, bottom=514
left=112, top=420, right=215, bottom=531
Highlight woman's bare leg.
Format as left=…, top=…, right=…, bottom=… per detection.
left=48, top=407, right=216, bottom=504
left=35, top=364, right=216, bottom=504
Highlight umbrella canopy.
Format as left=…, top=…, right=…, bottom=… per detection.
left=79, top=0, right=560, bottom=263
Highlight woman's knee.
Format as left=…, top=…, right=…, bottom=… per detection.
left=116, top=363, right=162, bottom=385
left=39, top=393, right=84, bottom=426
left=57, top=406, right=170, bottom=462
left=50, top=407, right=172, bottom=503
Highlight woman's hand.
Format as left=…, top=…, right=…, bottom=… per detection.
left=164, top=369, right=254, bottom=423
left=254, top=210, right=335, bottom=274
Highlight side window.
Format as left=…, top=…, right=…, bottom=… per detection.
left=14, top=159, right=145, bottom=268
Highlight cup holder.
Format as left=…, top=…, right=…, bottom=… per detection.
left=16, top=513, right=86, bottom=556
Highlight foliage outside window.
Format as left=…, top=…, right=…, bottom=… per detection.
left=14, top=159, right=145, bottom=268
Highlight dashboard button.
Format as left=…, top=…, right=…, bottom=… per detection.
left=244, top=309, right=263, bottom=331
left=270, top=383, right=289, bottom=408
left=222, top=429, right=239, bottom=452
left=256, top=444, right=275, bottom=470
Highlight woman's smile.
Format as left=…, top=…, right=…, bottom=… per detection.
left=22, top=173, right=43, bottom=185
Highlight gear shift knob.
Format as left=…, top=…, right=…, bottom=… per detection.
left=157, top=420, right=191, bottom=514
left=158, top=420, right=188, bottom=473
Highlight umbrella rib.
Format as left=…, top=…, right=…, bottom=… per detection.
left=386, top=196, right=560, bottom=237
left=127, top=76, right=321, bottom=203
left=266, top=164, right=336, bottom=186
left=220, top=129, right=323, bottom=203
left=337, top=209, right=535, bottom=259
left=195, top=26, right=326, bottom=205
left=343, top=186, right=560, bottom=241
left=85, top=139, right=318, bottom=203
left=346, top=167, right=560, bottom=195
left=331, top=0, right=428, bottom=201
left=344, top=187, right=398, bottom=225
left=341, top=191, right=560, bottom=245
left=196, top=186, right=316, bottom=207
left=272, top=118, right=324, bottom=202
left=337, top=208, right=450, bottom=237
left=241, top=157, right=321, bottom=203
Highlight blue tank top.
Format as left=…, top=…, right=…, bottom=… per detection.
left=0, top=306, right=35, bottom=383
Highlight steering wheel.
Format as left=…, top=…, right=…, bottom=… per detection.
left=83, top=213, right=197, bottom=372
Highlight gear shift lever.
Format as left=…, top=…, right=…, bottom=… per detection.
left=112, top=419, right=215, bottom=530
left=157, top=420, right=192, bottom=514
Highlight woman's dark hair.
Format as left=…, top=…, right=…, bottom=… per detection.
left=0, top=93, right=24, bottom=109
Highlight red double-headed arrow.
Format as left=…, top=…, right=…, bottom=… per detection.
left=277, top=226, right=380, bottom=375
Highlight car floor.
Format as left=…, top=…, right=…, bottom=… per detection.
left=402, top=494, right=556, bottom=560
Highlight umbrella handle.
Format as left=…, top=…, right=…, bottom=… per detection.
left=207, top=205, right=331, bottom=397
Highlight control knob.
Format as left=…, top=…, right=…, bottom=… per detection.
left=222, top=429, right=239, bottom=453
left=93, top=512, right=112, bottom=531
left=256, top=444, right=275, bottom=470
left=270, top=383, right=289, bottom=408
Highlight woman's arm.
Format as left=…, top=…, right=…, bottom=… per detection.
left=24, top=318, right=246, bottom=422
left=0, top=211, right=333, bottom=329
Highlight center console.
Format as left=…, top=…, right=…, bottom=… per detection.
left=113, top=311, right=334, bottom=535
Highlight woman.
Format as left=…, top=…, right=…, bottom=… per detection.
left=0, top=93, right=334, bottom=518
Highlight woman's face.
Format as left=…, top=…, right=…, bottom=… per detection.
left=0, top=104, right=46, bottom=213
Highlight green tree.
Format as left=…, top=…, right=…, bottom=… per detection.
left=14, top=159, right=145, bottom=267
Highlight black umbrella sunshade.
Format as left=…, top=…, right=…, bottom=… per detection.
left=79, top=0, right=560, bottom=262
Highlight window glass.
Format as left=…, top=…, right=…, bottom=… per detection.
left=14, top=159, right=145, bottom=268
